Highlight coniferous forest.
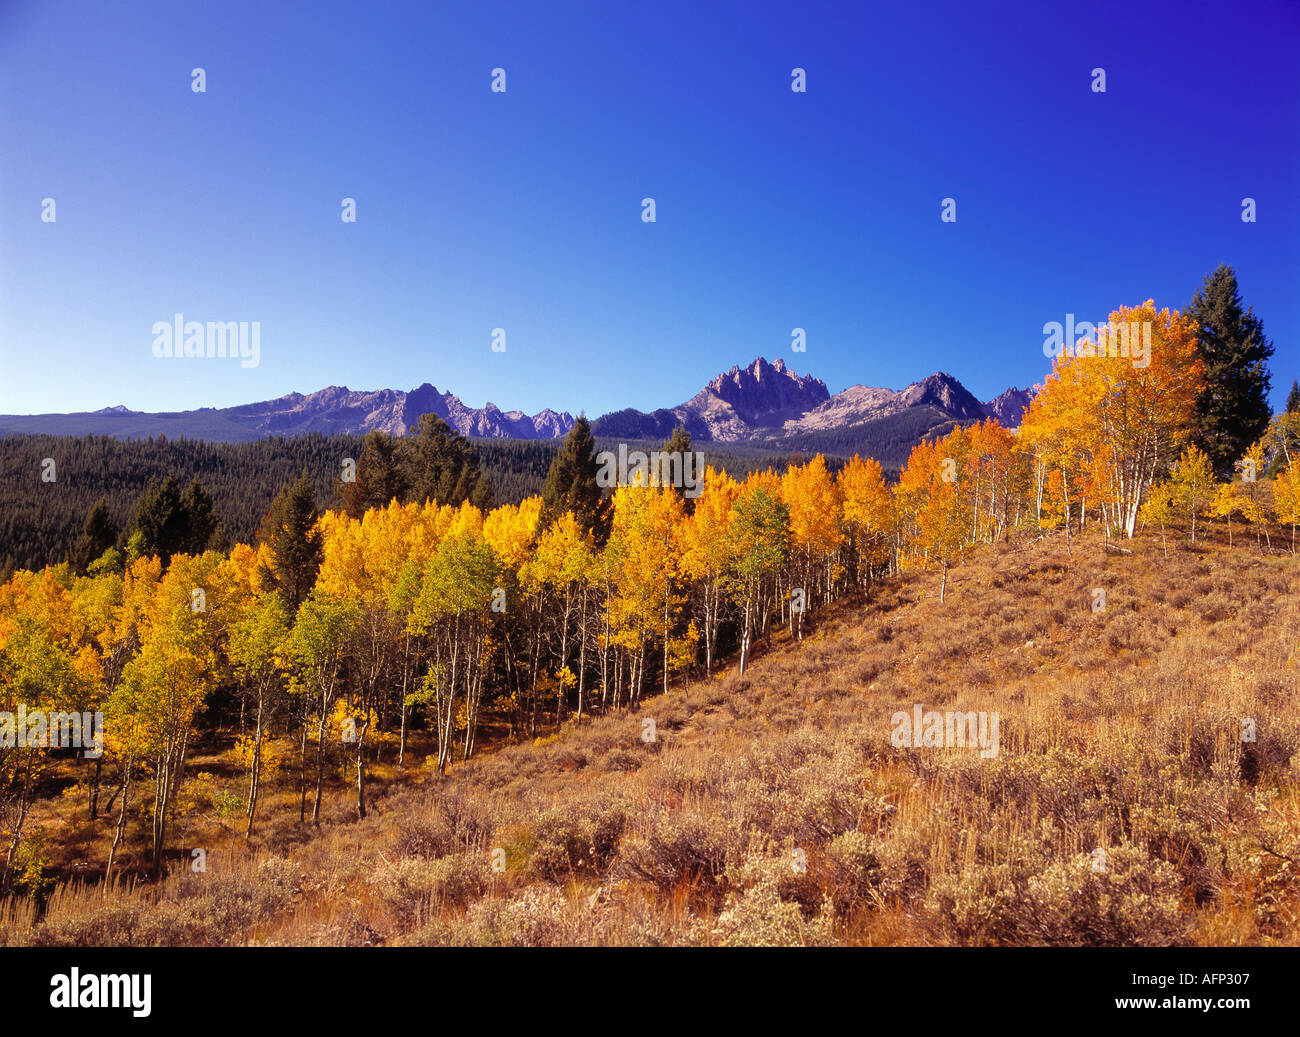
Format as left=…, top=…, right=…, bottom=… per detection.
left=0, top=427, right=811, bottom=577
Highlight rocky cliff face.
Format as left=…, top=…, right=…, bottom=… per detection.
left=592, top=357, right=831, bottom=441
left=982, top=386, right=1035, bottom=428
left=785, top=372, right=986, bottom=434
left=696, top=357, right=831, bottom=426
left=400, top=383, right=575, bottom=438
left=894, top=372, right=988, bottom=421
left=590, top=359, right=1028, bottom=443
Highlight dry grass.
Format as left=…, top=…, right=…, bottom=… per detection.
left=6, top=527, right=1300, bottom=946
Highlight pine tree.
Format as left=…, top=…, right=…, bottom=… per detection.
left=542, top=415, right=609, bottom=543
left=181, top=477, right=221, bottom=553
left=1286, top=380, right=1300, bottom=415
left=660, top=425, right=691, bottom=457
left=258, top=472, right=324, bottom=610
left=341, top=430, right=410, bottom=518
left=71, top=497, right=118, bottom=573
left=658, top=425, right=693, bottom=508
left=133, top=477, right=189, bottom=564
left=406, top=415, right=493, bottom=511
left=1186, top=265, right=1274, bottom=476
left=132, top=475, right=221, bottom=563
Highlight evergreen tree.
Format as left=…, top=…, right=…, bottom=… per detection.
left=71, top=497, right=118, bottom=573
left=1286, top=379, right=1300, bottom=415
left=659, top=424, right=694, bottom=509
left=1186, top=265, right=1274, bottom=475
left=133, top=476, right=189, bottom=564
left=661, top=424, right=691, bottom=458
left=341, top=430, right=410, bottom=518
left=181, top=476, right=222, bottom=553
left=542, top=415, right=609, bottom=543
left=133, top=475, right=221, bottom=564
left=257, top=472, right=323, bottom=610
left=406, top=415, right=493, bottom=511
left=0, top=430, right=567, bottom=573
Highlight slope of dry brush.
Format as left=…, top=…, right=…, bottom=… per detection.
left=5, top=527, right=1299, bottom=946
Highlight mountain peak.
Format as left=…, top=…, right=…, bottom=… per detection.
left=983, top=386, right=1035, bottom=427
left=896, top=372, right=986, bottom=420
left=702, top=357, right=829, bottom=426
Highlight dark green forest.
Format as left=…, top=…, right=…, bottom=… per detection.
left=0, top=430, right=847, bottom=575
left=0, top=433, right=561, bottom=575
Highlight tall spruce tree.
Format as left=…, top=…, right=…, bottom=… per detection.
left=542, top=415, right=609, bottom=543
left=133, top=477, right=189, bottom=564
left=71, top=497, right=118, bottom=573
left=341, top=429, right=410, bottom=518
left=132, top=475, right=222, bottom=564
left=1286, top=380, right=1300, bottom=415
left=659, top=424, right=694, bottom=509
left=1186, top=265, right=1274, bottom=475
left=257, top=472, right=323, bottom=610
left=660, top=424, right=691, bottom=459
left=406, top=415, right=493, bottom=511
left=181, top=477, right=222, bottom=552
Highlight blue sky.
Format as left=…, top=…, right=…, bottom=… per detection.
left=2, top=0, right=1298, bottom=418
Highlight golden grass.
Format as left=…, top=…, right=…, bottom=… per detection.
left=5, top=525, right=1300, bottom=946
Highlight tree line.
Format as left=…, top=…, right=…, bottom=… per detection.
left=0, top=423, right=795, bottom=578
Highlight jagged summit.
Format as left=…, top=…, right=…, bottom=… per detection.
left=894, top=372, right=987, bottom=421
left=697, top=357, right=831, bottom=428
left=983, top=386, right=1035, bottom=428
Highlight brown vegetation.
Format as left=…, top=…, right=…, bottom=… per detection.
left=6, top=523, right=1298, bottom=946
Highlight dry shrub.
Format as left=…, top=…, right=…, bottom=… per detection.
left=731, top=735, right=888, bottom=845
left=713, top=856, right=836, bottom=946
left=925, top=843, right=1189, bottom=946
left=824, top=830, right=880, bottom=915
left=451, top=886, right=578, bottom=946
left=371, top=852, right=490, bottom=920
left=618, top=811, right=729, bottom=891
left=388, top=810, right=455, bottom=860
left=525, top=800, right=627, bottom=883
left=11, top=856, right=299, bottom=947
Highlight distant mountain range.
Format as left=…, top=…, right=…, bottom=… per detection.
left=0, top=384, right=575, bottom=442
left=0, top=358, right=1034, bottom=455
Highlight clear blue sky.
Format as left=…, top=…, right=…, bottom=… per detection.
left=2, top=0, right=1298, bottom=418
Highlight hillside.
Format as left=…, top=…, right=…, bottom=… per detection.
left=7, top=526, right=1298, bottom=947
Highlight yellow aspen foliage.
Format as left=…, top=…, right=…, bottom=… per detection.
left=837, top=454, right=894, bottom=577
left=1021, top=301, right=1204, bottom=537
left=1274, top=457, right=1300, bottom=550
left=483, top=496, right=543, bottom=571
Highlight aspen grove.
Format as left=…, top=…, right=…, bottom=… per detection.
left=3, top=299, right=1300, bottom=886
